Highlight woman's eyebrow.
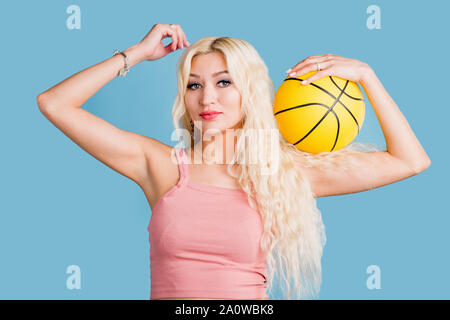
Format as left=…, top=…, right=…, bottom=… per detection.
left=189, top=70, right=229, bottom=78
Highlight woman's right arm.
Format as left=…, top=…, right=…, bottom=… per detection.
left=38, top=43, right=143, bottom=109
left=36, top=23, right=189, bottom=187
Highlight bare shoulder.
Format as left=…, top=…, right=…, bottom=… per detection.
left=139, top=137, right=180, bottom=209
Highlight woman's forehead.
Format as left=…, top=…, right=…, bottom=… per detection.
left=191, top=52, right=227, bottom=71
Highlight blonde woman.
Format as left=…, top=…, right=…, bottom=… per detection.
left=37, top=23, right=431, bottom=300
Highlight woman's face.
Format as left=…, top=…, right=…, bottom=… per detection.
left=185, top=52, right=243, bottom=136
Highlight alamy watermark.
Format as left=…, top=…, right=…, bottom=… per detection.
left=170, top=123, right=282, bottom=176
left=66, top=5, right=81, bottom=30
left=66, top=264, right=81, bottom=290
left=366, top=264, right=381, bottom=290
left=366, top=5, right=381, bottom=30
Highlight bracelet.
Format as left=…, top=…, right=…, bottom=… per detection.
left=113, top=49, right=130, bottom=77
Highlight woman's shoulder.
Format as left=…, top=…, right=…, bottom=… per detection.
left=140, top=139, right=183, bottom=207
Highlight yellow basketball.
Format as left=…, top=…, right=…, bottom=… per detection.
left=273, top=71, right=365, bottom=154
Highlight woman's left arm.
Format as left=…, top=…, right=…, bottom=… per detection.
left=287, top=54, right=431, bottom=197
left=360, top=66, right=431, bottom=170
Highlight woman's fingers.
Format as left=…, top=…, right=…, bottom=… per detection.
left=178, top=27, right=189, bottom=48
left=169, top=26, right=179, bottom=51
left=160, top=27, right=176, bottom=50
left=170, top=24, right=189, bottom=50
left=177, top=29, right=184, bottom=49
left=300, top=70, right=330, bottom=85
left=287, top=54, right=331, bottom=74
left=291, top=61, right=332, bottom=78
left=160, top=24, right=189, bottom=51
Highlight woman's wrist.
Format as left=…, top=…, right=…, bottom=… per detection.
left=360, top=63, right=375, bottom=86
left=122, top=44, right=146, bottom=68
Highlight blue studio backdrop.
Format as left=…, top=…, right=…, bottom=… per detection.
left=0, top=0, right=447, bottom=299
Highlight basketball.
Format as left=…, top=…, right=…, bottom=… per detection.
left=273, top=71, right=366, bottom=154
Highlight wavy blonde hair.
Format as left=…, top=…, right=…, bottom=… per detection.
left=170, top=36, right=380, bottom=299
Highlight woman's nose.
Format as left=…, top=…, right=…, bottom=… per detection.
left=200, top=85, right=217, bottom=106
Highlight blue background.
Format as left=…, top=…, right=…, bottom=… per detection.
left=0, top=0, right=447, bottom=299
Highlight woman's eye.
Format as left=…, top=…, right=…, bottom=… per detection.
left=187, top=80, right=231, bottom=90
left=187, top=83, right=200, bottom=90
left=218, top=80, right=231, bottom=87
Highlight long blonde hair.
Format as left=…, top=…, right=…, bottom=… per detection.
left=170, top=36, right=380, bottom=299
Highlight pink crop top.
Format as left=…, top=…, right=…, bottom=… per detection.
left=147, top=147, right=268, bottom=299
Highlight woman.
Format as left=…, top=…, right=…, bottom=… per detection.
left=37, top=23, right=431, bottom=300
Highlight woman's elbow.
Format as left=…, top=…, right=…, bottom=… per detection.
left=413, top=157, right=431, bottom=174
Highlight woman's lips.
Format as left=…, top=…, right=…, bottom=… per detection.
left=200, top=113, right=222, bottom=120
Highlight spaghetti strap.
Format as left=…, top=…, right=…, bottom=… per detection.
left=173, top=147, right=190, bottom=185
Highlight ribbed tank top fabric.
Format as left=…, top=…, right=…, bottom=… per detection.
left=148, top=147, right=268, bottom=299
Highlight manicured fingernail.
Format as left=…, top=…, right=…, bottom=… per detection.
left=301, top=80, right=307, bottom=85
left=289, top=72, right=296, bottom=76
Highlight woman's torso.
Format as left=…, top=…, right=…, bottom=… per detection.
left=140, top=145, right=266, bottom=300
left=143, top=145, right=243, bottom=210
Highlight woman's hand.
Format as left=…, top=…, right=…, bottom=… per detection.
left=286, top=54, right=372, bottom=85
left=136, top=24, right=190, bottom=61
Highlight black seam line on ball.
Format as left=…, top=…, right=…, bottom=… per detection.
left=283, top=77, right=361, bottom=133
left=293, top=80, right=348, bottom=151
left=287, top=103, right=340, bottom=149
left=274, top=102, right=330, bottom=116
left=329, top=76, right=364, bottom=101
left=274, top=103, right=339, bottom=145
left=305, top=77, right=361, bottom=133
